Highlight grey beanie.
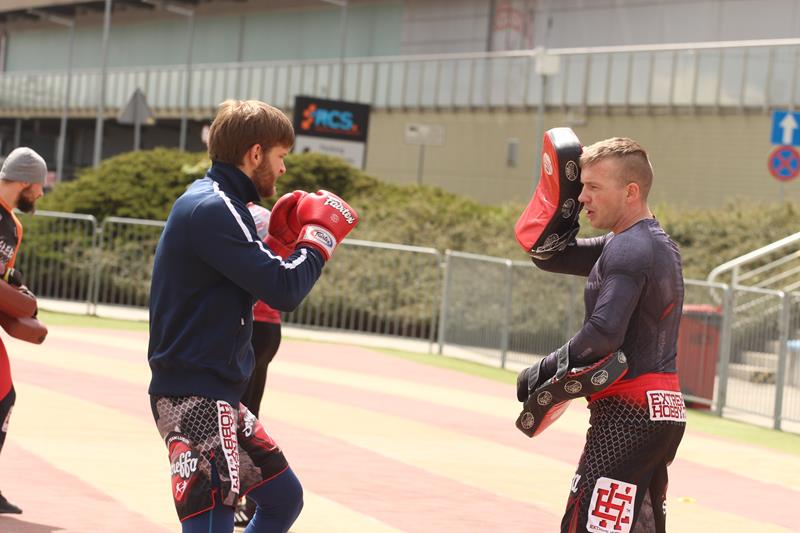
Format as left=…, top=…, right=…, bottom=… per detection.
left=0, top=147, right=47, bottom=184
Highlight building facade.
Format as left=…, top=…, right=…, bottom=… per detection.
left=1, top=0, right=800, bottom=207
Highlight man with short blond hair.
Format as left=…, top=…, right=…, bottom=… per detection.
left=517, top=136, right=685, bottom=532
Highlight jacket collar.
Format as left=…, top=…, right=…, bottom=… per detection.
left=206, top=161, right=260, bottom=204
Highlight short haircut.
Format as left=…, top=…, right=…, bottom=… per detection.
left=207, top=99, right=295, bottom=165
left=580, top=137, right=653, bottom=199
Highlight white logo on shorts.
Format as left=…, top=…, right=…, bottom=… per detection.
left=587, top=477, right=636, bottom=533
left=571, top=473, right=581, bottom=493
left=174, top=480, right=188, bottom=499
left=170, top=451, right=199, bottom=479
left=217, top=401, right=241, bottom=494
left=646, top=390, right=686, bottom=422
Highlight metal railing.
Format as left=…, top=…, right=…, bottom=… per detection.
left=2, top=38, right=800, bottom=116
left=12, top=210, right=800, bottom=431
left=708, top=231, right=800, bottom=291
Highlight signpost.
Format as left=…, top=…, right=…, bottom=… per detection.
left=404, top=123, right=445, bottom=186
left=117, top=88, right=155, bottom=151
left=768, top=111, right=800, bottom=196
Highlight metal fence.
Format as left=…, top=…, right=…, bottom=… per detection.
left=282, top=239, right=442, bottom=349
left=3, top=38, right=800, bottom=116
left=93, top=216, right=166, bottom=311
left=13, top=210, right=800, bottom=431
left=14, top=210, right=98, bottom=314
left=437, top=250, right=583, bottom=367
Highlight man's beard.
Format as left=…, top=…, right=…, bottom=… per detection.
left=252, top=159, right=277, bottom=198
left=17, top=188, right=37, bottom=214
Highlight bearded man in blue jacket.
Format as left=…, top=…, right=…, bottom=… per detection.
left=148, top=99, right=359, bottom=533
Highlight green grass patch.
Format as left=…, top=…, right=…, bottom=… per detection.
left=374, top=347, right=518, bottom=384
left=684, top=408, right=800, bottom=456
left=38, top=310, right=148, bottom=332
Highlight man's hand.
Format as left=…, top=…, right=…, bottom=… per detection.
left=266, top=191, right=307, bottom=257
left=1, top=264, right=24, bottom=287
left=294, top=190, right=359, bottom=260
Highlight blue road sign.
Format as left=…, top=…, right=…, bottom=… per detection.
left=771, top=110, right=800, bottom=146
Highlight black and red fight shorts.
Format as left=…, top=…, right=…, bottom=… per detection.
left=151, top=395, right=289, bottom=522
left=562, top=373, right=686, bottom=533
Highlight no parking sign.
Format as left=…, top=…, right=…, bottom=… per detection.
left=768, top=145, right=800, bottom=182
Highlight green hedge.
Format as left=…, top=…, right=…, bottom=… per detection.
left=27, top=148, right=800, bottom=344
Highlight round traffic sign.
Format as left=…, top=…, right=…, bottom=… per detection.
left=768, top=145, right=800, bottom=182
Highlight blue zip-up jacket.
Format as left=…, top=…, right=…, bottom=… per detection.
left=147, top=162, right=324, bottom=405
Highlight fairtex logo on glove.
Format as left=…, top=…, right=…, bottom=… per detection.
left=311, top=229, right=334, bottom=248
left=323, top=197, right=356, bottom=224
left=301, top=225, right=337, bottom=257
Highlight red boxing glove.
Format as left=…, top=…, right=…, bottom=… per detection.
left=266, top=191, right=307, bottom=258
left=294, top=190, right=359, bottom=260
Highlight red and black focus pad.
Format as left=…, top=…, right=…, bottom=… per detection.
left=0, top=314, right=47, bottom=344
left=516, top=350, right=628, bottom=438
left=515, top=127, right=583, bottom=259
left=0, top=280, right=36, bottom=319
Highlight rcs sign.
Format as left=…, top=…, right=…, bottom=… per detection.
left=300, top=103, right=358, bottom=134
left=294, top=96, right=370, bottom=143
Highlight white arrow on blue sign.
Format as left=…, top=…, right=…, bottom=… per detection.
left=771, top=110, right=800, bottom=146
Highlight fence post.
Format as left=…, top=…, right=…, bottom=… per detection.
left=437, top=250, right=452, bottom=355
left=715, top=284, right=734, bottom=416
left=85, top=216, right=100, bottom=316
left=773, top=292, right=790, bottom=430
left=428, top=250, right=443, bottom=354
left=90, top=223, right=105, bottom=316
left=500, top=259, right=513, bottom=369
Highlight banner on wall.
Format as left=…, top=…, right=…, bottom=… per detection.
left=292, top=96, right=371, bottom=169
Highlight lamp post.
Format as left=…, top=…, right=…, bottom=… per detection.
left=29, top=9, right=74, bottom=183
left=318, top=0, right=348, bottom=99
left=141, top=0, right=195, bottom=151
left=92, top=0, right=112, bottom=167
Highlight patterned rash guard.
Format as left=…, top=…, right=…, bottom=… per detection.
left=534, top=217, right=684, bottom=381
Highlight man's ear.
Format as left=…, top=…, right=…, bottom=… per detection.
left=239, top=143, right=262, bottom=174
left=245, top=143, right=262, bottom=166
left=626, top=181, right=640, bottom=201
